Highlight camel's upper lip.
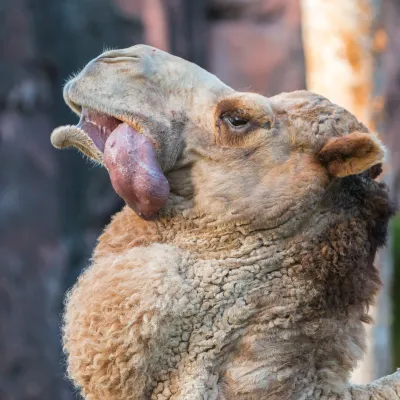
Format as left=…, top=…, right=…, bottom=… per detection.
left=63, top=82, right=146, bottom=136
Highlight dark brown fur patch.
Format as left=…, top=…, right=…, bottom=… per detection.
left=300, top=174, right=395, bottom=318
left=364, top=163, right=383, bottom=179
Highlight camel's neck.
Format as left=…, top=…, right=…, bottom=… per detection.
left=205, top=232, right=368, bottom=399
left=162, top=216, right=373, bottom=399
left=167, top=213, right=377, bottom=399
left=94, top=206, right=380, bottom=399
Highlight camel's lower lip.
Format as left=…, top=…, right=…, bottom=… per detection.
left=77, top=109, right=122, bottom=153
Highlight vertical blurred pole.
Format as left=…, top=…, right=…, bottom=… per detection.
left=300, top=0, right=391, bottom=384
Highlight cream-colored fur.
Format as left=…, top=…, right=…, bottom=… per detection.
left=54, top=45, right=399, bottom=399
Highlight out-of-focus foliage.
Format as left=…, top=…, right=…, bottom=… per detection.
left=392, top=217, right=400, bottom=368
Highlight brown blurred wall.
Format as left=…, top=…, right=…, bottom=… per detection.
left=2, top=0, right=398, bottom=399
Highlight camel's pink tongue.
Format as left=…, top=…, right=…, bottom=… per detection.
left=104, top=123, right=170, bottom=220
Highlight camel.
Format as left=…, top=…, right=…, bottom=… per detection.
left=51, top=45, right=399, bottom=399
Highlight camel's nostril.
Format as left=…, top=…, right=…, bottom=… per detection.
left=97, top=50, right=141, bottom=63
left=98, top=55, right=141, bottom=64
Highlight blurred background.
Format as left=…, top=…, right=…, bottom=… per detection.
left=0, top=0, right=399, bottom=399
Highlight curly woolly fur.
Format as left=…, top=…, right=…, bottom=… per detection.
left=57, top=45, right=400, bottom=399
left=63, top=177, right=397, bottom=400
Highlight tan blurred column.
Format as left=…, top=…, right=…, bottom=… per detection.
left=300, top=0, right=392, bottom=384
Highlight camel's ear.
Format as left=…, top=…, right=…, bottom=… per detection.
left=318, top=132, right=386, bottom=178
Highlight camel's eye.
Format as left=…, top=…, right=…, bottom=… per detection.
left=223, top=114, right=249, bottom=128
left=217, top=110, right=254, bottom=146
left=263, top=121, right=271, bottom=129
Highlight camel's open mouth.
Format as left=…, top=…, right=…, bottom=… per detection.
left=50, top=108, right=170, bottom=220
left=77, top=109, right=122, bottom=153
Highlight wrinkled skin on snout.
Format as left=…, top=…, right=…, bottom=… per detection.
left=53, top=45, right=399, bottom=400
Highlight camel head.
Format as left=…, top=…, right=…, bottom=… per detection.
left=51, top=45, right=386, bottom=226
